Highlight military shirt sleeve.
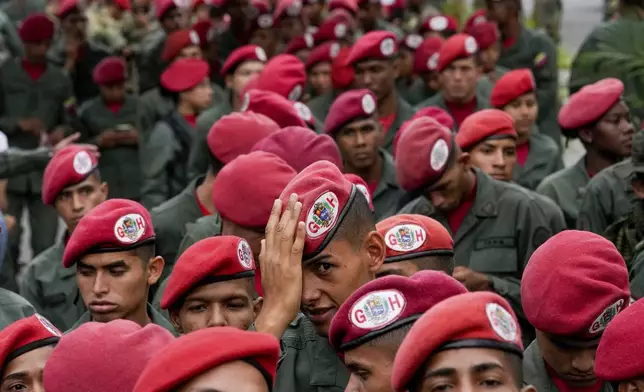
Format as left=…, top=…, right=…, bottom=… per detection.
left=140, top=122, right=174, bottom=209
left=0, top=64, right=17, bottom=135
left=187, top=110, right=219, bottom=180
left=576, top=180, right=610, bottom=234
left=17, top=263, right=44, bottom=315
left=0, top=147, right=52, bottom=178
left=531, top=33, right=559, bottom=118
left=1, top=12, right=23, bottom=59
left=630, top=249, right=644, bottom=299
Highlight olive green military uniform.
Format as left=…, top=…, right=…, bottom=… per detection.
left=357, top=19, right=405, bottom=40
left=0, top=9, right=23, bottom=64
left=137, top=34, right=166, bottom=94
left=398, top=169, right=554, bottom=341
left=537, top=156, right=590, bottom=229
left=187, top=93, right=233, bottom=179
left=69, top=304, right=177, bottom=335
left=150, top=176, right=208, bottom=281
left=1, top=0, right=44, bottom=25
left=307, top=91, right=338, bottom=125
left=533, top=0, right=563, bottom=44
left=0, top=287, right=35, bottom=331
left=372, top=151, right=403, bottom=222
left=497, top=26, right=560, bottom=144
left=0, top=58, right=73, bottom=260
left=569, top=9, right=644, bottom=121
left=0, top=147, right=51, bottom=178
left=275, top=313, right=349, bottom=392
left=415, top=87, right=490, bottom=127
left=382, top=97, right=415, bottom=154
left=18, top=241, right=86, bottom=331
left=576, top=159, right=633, bottom=234
left=629, top=244, right=644, bottom=299
left=512, top=129, right=563, bottom=190
left=140, top=111, right=197, bottom=209
left=76, top=95, right=142, bottom=200
left=397, top=78, right=430, bottom=107
left=524, top=340, right=613, bottom=392
left=217, top=29, right=243, bottom=64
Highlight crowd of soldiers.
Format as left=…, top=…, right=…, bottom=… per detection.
left=0, top=0, right=643, bottom=390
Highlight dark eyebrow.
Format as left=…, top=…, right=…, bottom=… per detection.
left=77, top=260, right=127, bottom=270
left=303, top=254, right=332, bottom=268
left=472, top=363, right=504, bottom=374
left=376, top=268, right=406, bottom=278
left=185, top=294, right=250, bottom=303
left=3, top=371, right=29, bottom=381
left=424, top=368, right=456, bottom=379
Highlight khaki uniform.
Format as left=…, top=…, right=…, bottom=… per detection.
left=0, top=287, right=35, bottom=330
left=399, top=169, right=555, bottom=342
left=512, top=129, right=563, bottom=190
left=69, top=304, right=176, bottom=335
left=0, top=147, right=51, bottom=178
left=576, top=159, right=633, bottom=234
left=76, top=95, right=142, bottom=200
left=372, top=151, right=403, bottom=222
left=524, top=340, right=614, bottom=392
left=275, top=313, right=349, bottom=392
left=18, top=241, right=86, bottom=331
left=537, top=156, right=590, bottom=229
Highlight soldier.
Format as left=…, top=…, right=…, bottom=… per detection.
left=76, top=56, right=142, bottom=200
left=241, top=89, right=314, bottom=129
left=0, top=287, right=35, bottom=331
left=2, top=13, right=73, bottom=270
left=347, top=31, right=414, bottom=153
left=152, top=112, right=279, bottom=278
left=0, top=315, right=61, bottom=390
left=19, top=146, right=106, bottom=331
left=521, top=230, right=630, bottom=392
left=355, top=0, right=404, bottom=38
left=417, top=14, right=458, bottom=39
left=141, top=58, right=213, bottom=208
left=49, top=0, right=111, bottom=105
left=62, top=199, right=174, bottom=332
left=307, top=45, right=355, bottom=123
left=256, top=54, right=308, bottom=102
left=410, top=36, right=443, bottom=104
left=328, top=271, right=466, bottom=392
left=43, top=320, right=174, bottom=391
left=485, top=0, right=560, bottom=144
left=324, top=89, right=404, bottom=220
left=161, top=236, right=261, bottom=334
left=392, top=292, right=533, bottom=392
left=490, top=69, right=562, bottom=190
left=533, top=0, right=562, bottom=44
left=306, top=41, right=339, bottom=99
left=249, top=0, right=281, bottom=58
left=216, top=0, right=254, bottom=63
left=375, top=214, right=455, bottom=277
left=396, top=117, right=553, bottom=341
left=416, top=34, right=491, bottom=127
left=285, top=34, right=314, bottom=63
left=465, top=20, right=507, bottom=85
left=544, top=79, right=635, bottom=232
left=274, top=0, right=305, bottom=45
left=133, top=328, right=279, bottom=392
left=396, top=34, right=424, bottom=105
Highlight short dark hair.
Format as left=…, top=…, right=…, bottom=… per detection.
left=134, top=243, right=156, bottom=263
left=366, top=322, right=413, bottom=353
left=410, top=254, right=455, bottom=275
left=330, top=193, right=375, bottom=250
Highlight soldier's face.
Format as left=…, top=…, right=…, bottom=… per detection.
left=1, top=346, right=54, bottom=392
left=301, top=231, right=385, bottom=337
left=227, top=61, right=265, bottom=99
left=335, top=118, right=383, bottom=172
left=176, top=360, right=270, bottom=392
left=170, top=278, right=260, bottom=334
left=468, top=139, right=516, bottom=182
left=479, top=44, right=501, bottom=73
left=177, top=45, right=203, bottom=60
left=424, top=159, right=473, bottom=214
left=440, top=58, right=480, bottom=104
left=354, top=59, right=398, bottom=102
left=398, top=48, right=414, bottom=78
left=182, top=78, right=214, bottom=111
left=591, top=101, right=635, bottom=158
left=308, top=62, right=333, bottom=96
left=344, top=344, right=397, bottom=392
left=55, top=175, right=108, bottom=233
left=502, top=93, right=537, bottom=139
left=99, top=83, right=127, bottom=103
left=250, top=29, right=279, bottom=58
left=536, top=330, right=599, bottom=387
left=279, top=17, right=304, bottom=44
left=24, top=41, right=51, bottom=63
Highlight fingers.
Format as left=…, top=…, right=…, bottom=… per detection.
left=291, top=221, right=306, bottom=258
left=258, top=238, right=267, bottom=279
left=264, top=199, right=282, bottom=253
left=280, top=199, right=302, bottom=258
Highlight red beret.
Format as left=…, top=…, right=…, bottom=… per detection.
left=19, top=13, right=55, bottom=42
left=274, top=0, right=302, bottom=21
left=330, top=271, right=466, bottom=352
left=490, top=69, right=536, bottom=108
left=306, top=41, right=341, bottom=70
left=213, top=152, right=297, bottom=228
left=314, top=12, right=354, bottom=44
left=437, top=33, right=478, bottom=72
left=376, top=214, right=453, bottom=262
left=393, top=107, right=454, bottom=158
left=92, top=56, right=127, bottom=85
left=42, top=146, right=99, bottom=205
left=324, top=89, right=377, bottom=135
left=392, top=292, right=523, bottom=392
left=465, top=20, right=499, bottom=51
left=278, top=160, right=355, bottom=258
left=332, top=46, right=355, bottom=90
left=463, top=8, right=488, bottom=31
left=285, top=34, right=314, bottom=55
left=160, top=58, right=210, bottom=92
left=521, top=230, right=630, bottom=339
left=394, top=117, right=454, bottom=192
left=241, top=89, right=309, bottom=128
left=251, top=126, right=344, bottom=172
left=328, top=0, right=357, bottom=15
left=343, top=173, right=374, bottom=211
left=113, top=0, right=131, bottom=10
left=192, top=20, right=214, bottom=49
left=595, top=298, right=644, bottom=381
left=412, top=36, right=443, bottom=73
left=558, top=78, right=624, bottom=130
left=221, top=45, right=267, bottom=76
left=347, top=31, right=398, bottom=66
left=44, top=320, right=174, bottom=392
left=251, top=0, right=271, bottom=16
left=257, top=54, right=307, bottom=101
left=62, top=199, right=155, bottom=268
left=0, top=314, right=61, bottom=369
left=207, top=111, right=280, bottom=164
left=419, top=15, right=458, bottom=35
left=133, top=327, right=279, bottom=392
left=161, top=29, right=201, bottom=62
left=455, top=109, right=516, bottom=151
left=155, top=0, right=177, bottom=18
left=400, top=34, right=423, bottom=52
left=161, top=236, right=255, bottom=310
left=56, top=0, right=79, bottom=18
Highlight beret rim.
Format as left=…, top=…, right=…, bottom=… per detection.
left=338, top=315, right=419, bottom=352
left=384, top=248, right=454, bottom=263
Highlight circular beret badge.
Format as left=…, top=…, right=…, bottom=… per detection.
left=237, top=239, right=254, bottom=269
left=405, top=34, right=423, bottom=50
left=334, top=23, right=347, bottom=39
left=355, top=184, right=371, bottom=204
left=255, top=46, right=268, bottom=62
left=189, top=30, right=200, bottom=45
left=306, top=191, right=340, bottom=239
left=429, top=16, right=448, bottom=31
left=330, top=42, right=341, bottom=58
left=240, top=92, right=250, bottom=111
left=485, top=303, right=518, bottom=342
left=113, top=213, right=146, bottom=244
left=384, top=224, right=427, bottom=252
left=73, top=151, right=94, bottom=175
left=380, top=38, right=395, bottom=57
left=361, top=94, right=376, bottom=115
left=464, top=36, right=478, bottom=54
left=350, top=289, right=407, bottom=330
left=288, top=84, right=303, bottom=101
left=430, top=139, right=449, bottom=171
left=258, top=14, right=274, bottom=28
left=36, top=313, right=63, bottom=337
left=589, top=298, right=625, bottom=335
left=294, top=101, right=312, bottom=122
left=427, top=53, right=439, bottom=71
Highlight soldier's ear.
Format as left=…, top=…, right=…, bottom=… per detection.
left=618, top=381, right=643, bottom=392
left=520, top=385, right=537, bottom=392
left=578, top=127, right=593, bottom=144
left=146, top=256, right=165, bottom=286
left=253, top=296, right=264, bottom=318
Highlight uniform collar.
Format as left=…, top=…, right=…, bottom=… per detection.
left=71, top=304, right=178, bottom=335
left=373, top=150, right=398, bottom=198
